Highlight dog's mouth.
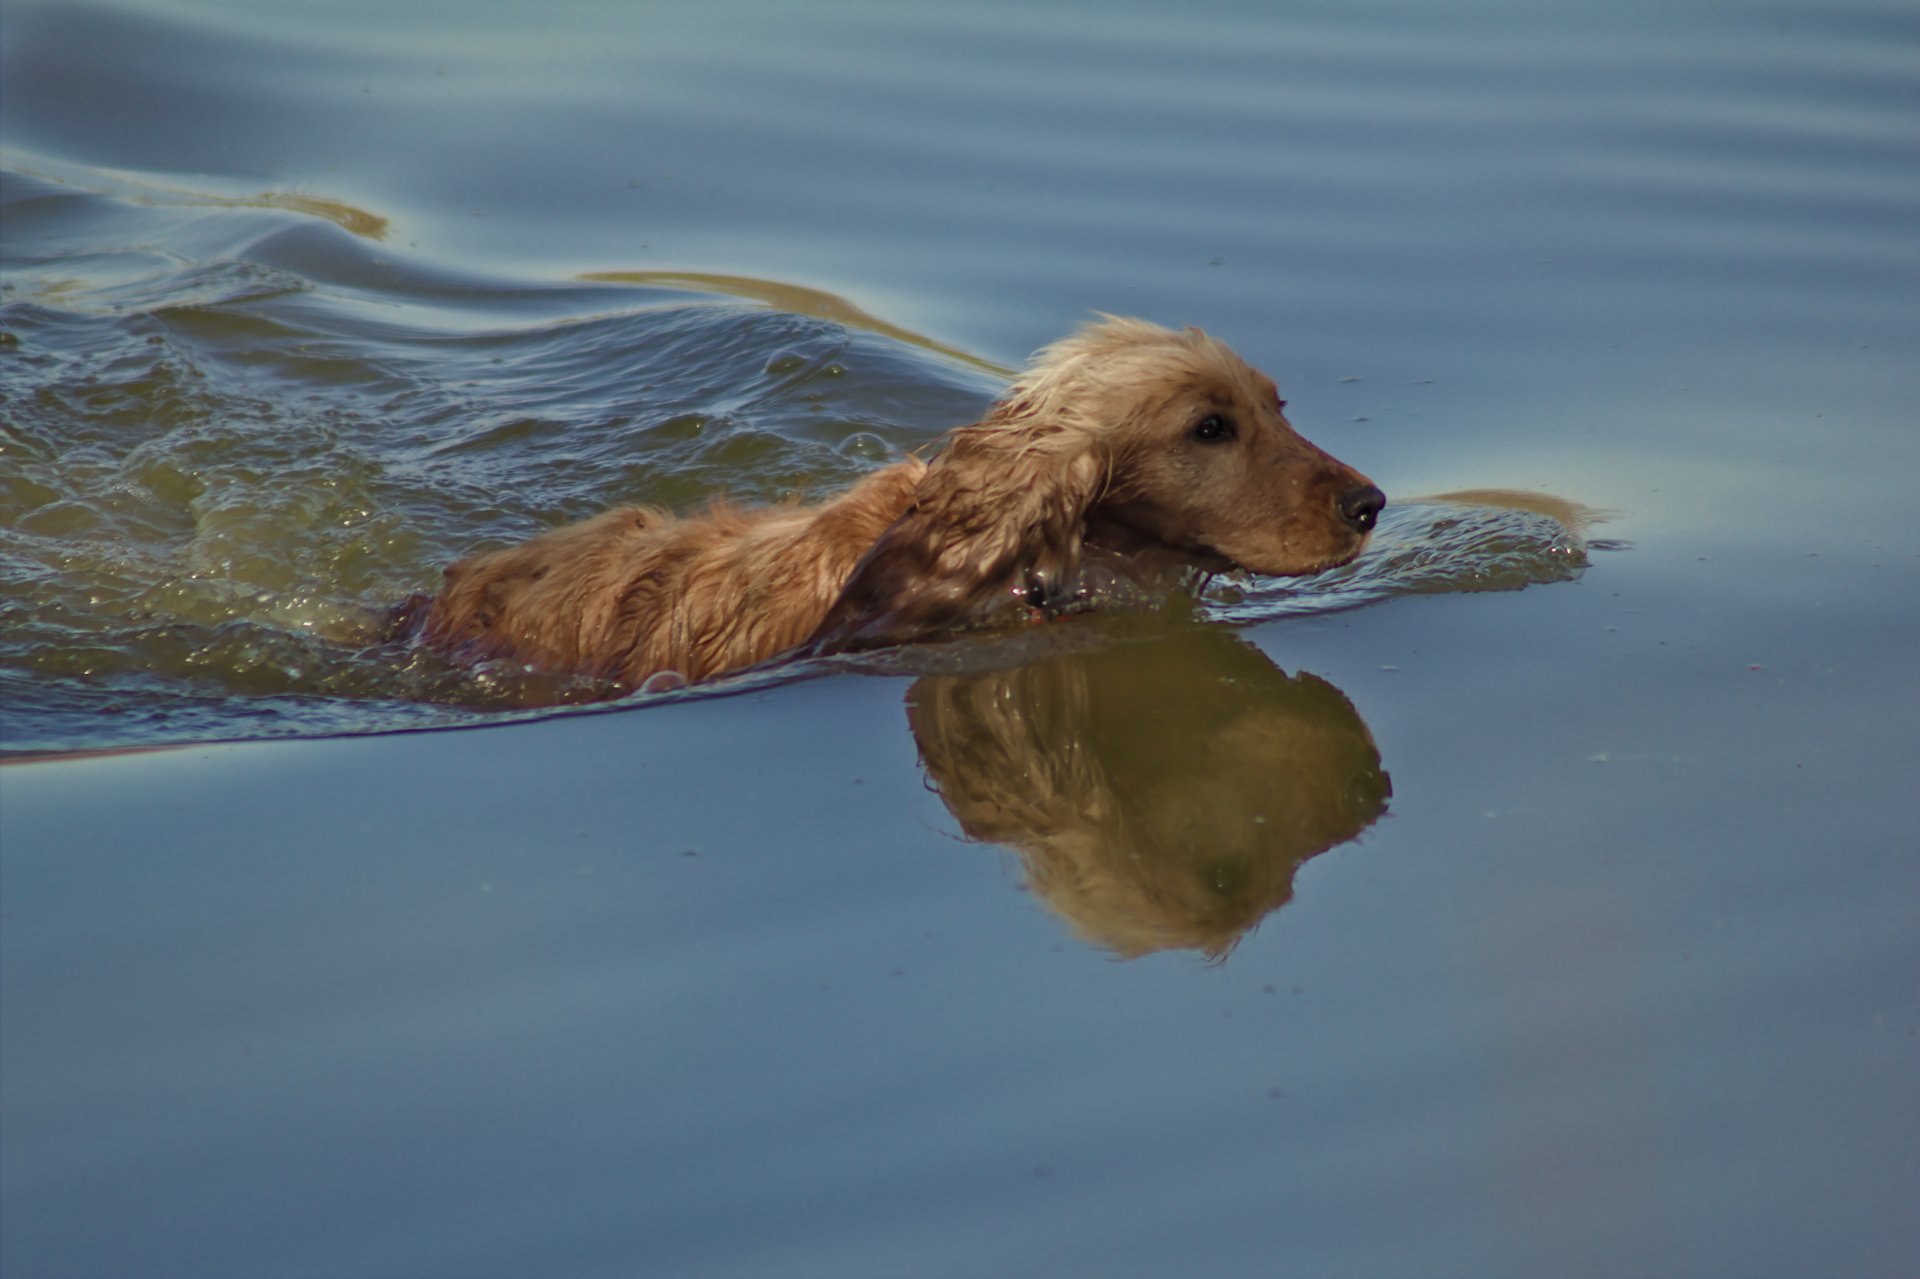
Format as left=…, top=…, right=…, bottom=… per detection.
left=1212, top=528, right=1374, bottom=580
left=1303, top=532, right=1373, bottom=575
left=1087, top=513, right=1373, bottom=580
left=1138, top=538, right=1366, bottom=581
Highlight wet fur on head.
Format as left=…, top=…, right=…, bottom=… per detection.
left=411, top=317, right=1382, bottom=689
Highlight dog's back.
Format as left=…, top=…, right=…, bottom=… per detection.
left=413, top=460, right=927, bottom=685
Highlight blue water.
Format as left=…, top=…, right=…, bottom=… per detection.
left=3, top=1, right=1917, bottom=1275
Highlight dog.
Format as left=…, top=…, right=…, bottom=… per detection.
left=407, top=317, right=1384, bottom=688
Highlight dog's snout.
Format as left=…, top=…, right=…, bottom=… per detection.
left=1337, top=484, right=1385, bottom=533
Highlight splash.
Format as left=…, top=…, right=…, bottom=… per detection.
left=1208, top=489, right=1612, bottom=625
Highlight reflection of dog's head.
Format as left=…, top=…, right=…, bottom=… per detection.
left=908, top=626, right=1390, bottom=959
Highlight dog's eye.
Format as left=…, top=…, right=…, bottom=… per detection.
left=1193, top=414, right=1236, bottom=443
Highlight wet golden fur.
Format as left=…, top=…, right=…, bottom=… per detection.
left=412, top=317, right=1383, bottom=687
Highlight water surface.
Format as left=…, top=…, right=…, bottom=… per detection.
left=3, top=2, right=1916, bottom=1276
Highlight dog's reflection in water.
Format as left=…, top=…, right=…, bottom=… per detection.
left=907, top=626, right=1390, bottom=959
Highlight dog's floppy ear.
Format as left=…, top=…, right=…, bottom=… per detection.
left=808, top=421, right=1108, bottom=652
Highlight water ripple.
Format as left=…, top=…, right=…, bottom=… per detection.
left=1, top=158, right=1601, bottom=754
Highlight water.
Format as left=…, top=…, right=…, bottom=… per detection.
left=3, top=1, right=1916, bottom=1276
left=0, top=159, right=1594, bottom=751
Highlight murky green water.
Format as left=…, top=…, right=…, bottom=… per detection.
left=3, top=2, right=1916, bottom=1276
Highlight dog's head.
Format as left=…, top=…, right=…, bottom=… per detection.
left=814, top=317, right=1382, bottom=649
left=1016, top=316, right=1383, bottom=578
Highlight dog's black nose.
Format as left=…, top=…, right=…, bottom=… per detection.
left=1338, top=484, right=1386, bottom=533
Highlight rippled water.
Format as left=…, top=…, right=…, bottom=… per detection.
left=1, top=157, right=1599, bottom=752
left=4, top=2, right=1916, bottom=1277
left=0, top=190, right=1002, bottom=742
